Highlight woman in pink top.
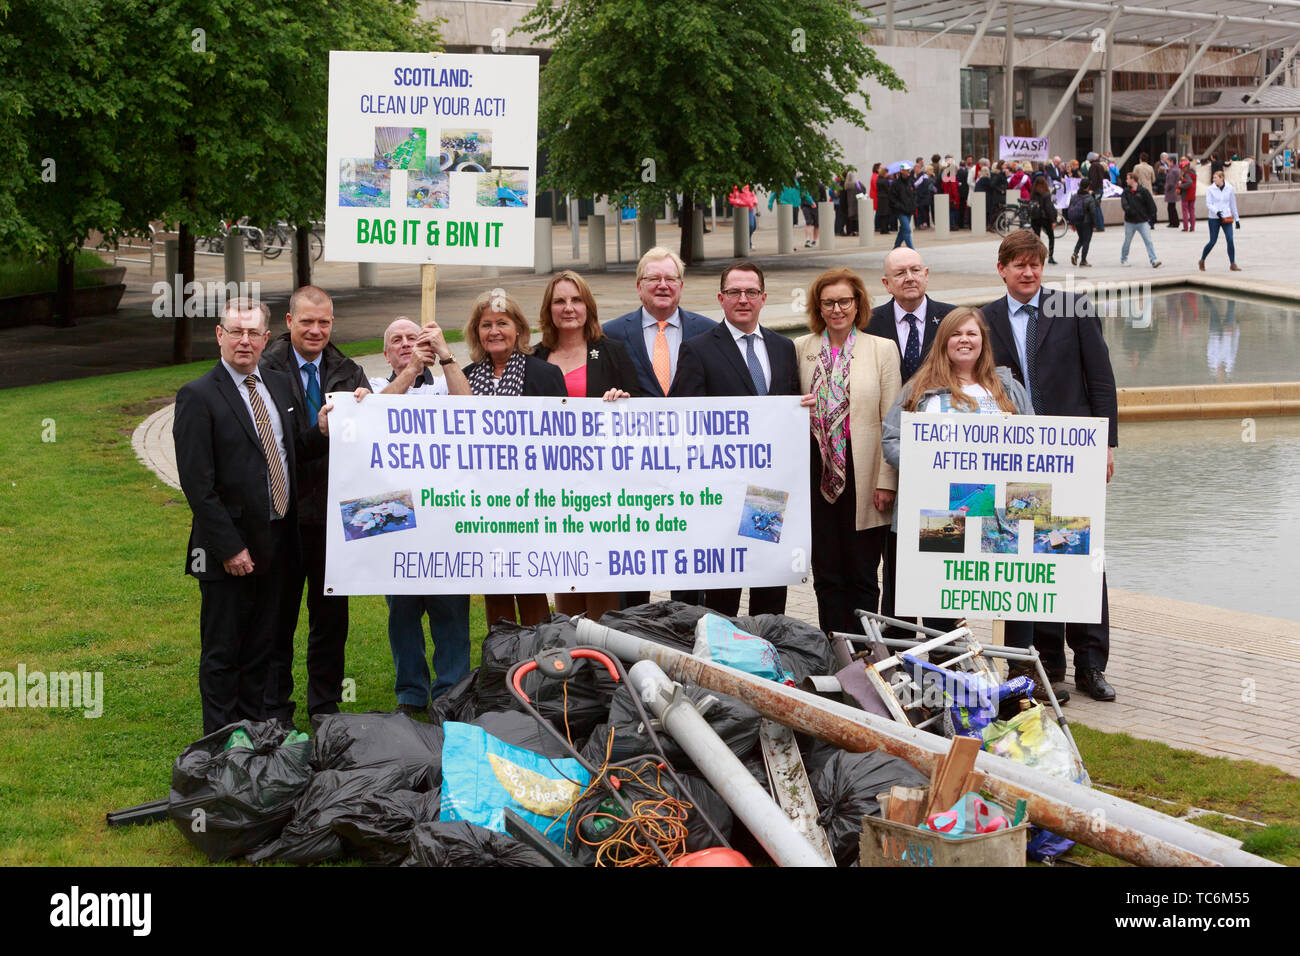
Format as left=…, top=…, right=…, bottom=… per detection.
left=1008, top=162, right=1030, bottom=201
left=532, top=270, right=639, bottom=620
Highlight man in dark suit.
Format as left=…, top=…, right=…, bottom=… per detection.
left=602, top=247, right=715, bottom=607
left=867, top=247, right=956, bottom=632
left=981, top=230, right=1119, bottom=701
left=670, top=261, right=800, bottom=618
left=260, top=285, right=371, bottom=722
left=174, top=298, right=327, bottom=735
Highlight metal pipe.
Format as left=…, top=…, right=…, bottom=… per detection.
left=961, top=2, right=1000, bottom=68
left=577, top=619, right=1278, bottom=867
left=626, top=660, right=831, bottom=868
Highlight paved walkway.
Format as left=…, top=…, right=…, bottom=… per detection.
left=134, top=401, right=1300, bottom=777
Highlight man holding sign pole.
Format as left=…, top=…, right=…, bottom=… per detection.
left=365, top=318, right=472, bottom=716
left=981, top=231, right=1119, bottom=701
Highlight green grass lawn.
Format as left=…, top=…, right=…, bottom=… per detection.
left=0, top=365, right=1294, bottom=866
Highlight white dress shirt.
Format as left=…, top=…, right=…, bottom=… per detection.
left=724, top=320, right=771, bottom=390
left=221, top=359, right=288, bottom=518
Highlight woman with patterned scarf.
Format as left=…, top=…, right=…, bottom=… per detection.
left=794, top=268, right=902, bottom=635
left=462, top=288, right=566, bottom=627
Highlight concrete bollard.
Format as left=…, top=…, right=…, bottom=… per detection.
left=164, top=239, right=179, bottom=304
left=858, top=196, right=873, bottom=248
left=776, top=202, right=794, bottom=254
left=816, top=201, right=835, bottom=251
left=934, top=195, right=950, bottom=239
left=733, top=204, right=749, bottom=256
left=971, top=193, right=987, bottom=236
left=223, top=233, right=245, bottom=285
left=358, top=263, right=378, bottom=288
left=587, top=215, right=607, bottom=272
left=1006, top=189, right=1020, bottom=209
left=691, top=208, right=705, bottom=262
left=637, top=214, right=656, bottom=256
left=534, top=217, right=553, bottom=275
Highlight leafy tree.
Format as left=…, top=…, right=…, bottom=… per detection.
left=521, top=0, right=902, bottom=262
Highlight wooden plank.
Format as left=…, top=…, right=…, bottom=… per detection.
left=885, top=785, right=929, bottom=828
left=925, top=735, right=982, bottom=818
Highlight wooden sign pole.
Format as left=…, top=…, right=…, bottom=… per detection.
left=420, top=263, right=437, bottom=328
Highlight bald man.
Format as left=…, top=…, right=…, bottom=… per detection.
left=866, top=249, right=956, bottom=632
left=366, top=317, right=471, bottom=716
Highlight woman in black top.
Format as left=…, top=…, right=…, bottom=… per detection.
left=462, top=288, right=565, bottom=627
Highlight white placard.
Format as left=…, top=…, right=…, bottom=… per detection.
left=324, top=51, right=539, bottom=266
left=324, top=395, right=812, bottom=595
left=895, top=412, right=1107, bottom=622
left=999, top=136, right=1050, bottom=162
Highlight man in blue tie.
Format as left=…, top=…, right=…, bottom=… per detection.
left=670, top=262, right=800, bottom=617
left=260, top=285, right=372, bottom=722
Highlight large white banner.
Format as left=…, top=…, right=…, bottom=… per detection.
left=895, top=412, right=1107, bottom=623
left=324, top=395, right=812, bottom=595
left=999, top=135, right=1049, bottom=162
left=324, top=51, right=539, bottom=267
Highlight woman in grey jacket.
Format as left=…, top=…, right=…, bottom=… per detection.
left=881, top=307, right=1061, bottom=700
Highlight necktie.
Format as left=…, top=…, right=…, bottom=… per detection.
left=244, top=375, right=289, bottom=519
left=743, top=333, right=767, bottom=396
left=902, top=315, right=921, bottom=380
left=652, top=320, right=671, bottom=395
left=304, top=362, right=323, bottom=426
left=1023, top=303, right=1039, bottom=413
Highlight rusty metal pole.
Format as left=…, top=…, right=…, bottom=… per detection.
left=575, top=619, right=1278, bottom=868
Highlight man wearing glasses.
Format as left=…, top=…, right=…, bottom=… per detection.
left=671, top=261, right=800, bottom=617
left=602, top=246, right=716, bottom=399
left=866, top=248, right=956, bottom=635
left=260, top=285, right=372, bottom=724
left=603, top=247, right=716, bottom=608
left=174, top=298, right=331, bottom=735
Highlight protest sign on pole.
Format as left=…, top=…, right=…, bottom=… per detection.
left=323, top=395, right=812, bottom=596
left=894, top=412, right=1107, bottom=623
left=324, top=51, right=539, bottom=268
left=998, top=136, right=1050, bottom=162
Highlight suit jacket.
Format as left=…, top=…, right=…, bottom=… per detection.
left=174, top=362, right=301, bottom=581
left=260, top=334, right=370, bottom=525
left=532, top=335, right=643, bottom=397
left=795, top=332, right=901, bottom=530
left=865, top=296, right=955, bottom=381
left=980, top=289, right=1119, bottom=446
left=462, top=353, right=568, bottom=396
left=669, top=321, right=799, bottom=398
left=602, top=307, right=716, bottom=397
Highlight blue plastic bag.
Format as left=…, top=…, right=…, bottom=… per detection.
left=693, top=614, right=796, bottom=685
left=440, top=721, right=590, bottom=847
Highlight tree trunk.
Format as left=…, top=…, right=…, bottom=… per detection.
left=678, top=191, right=698, bottom=264
left=173, top=222, right=195, bottom=364
left=54, top=249, right=76, bottom=328
left=294, top=223, right=312, bottom=290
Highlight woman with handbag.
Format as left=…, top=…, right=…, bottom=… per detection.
left=1199, top=169, right=1242, bottom=272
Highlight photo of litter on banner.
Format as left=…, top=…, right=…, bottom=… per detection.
left=324, top=395, right=812, bottom=595
left=894, top=412, right=1108, bottom=623
left=324, top=51, right=538, bottom=266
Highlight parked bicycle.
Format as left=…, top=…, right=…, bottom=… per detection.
left=262, top=221, right=323, bottom=261
left=993, top=200, right=1069, bottom=239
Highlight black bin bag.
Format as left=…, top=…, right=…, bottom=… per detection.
left=168, top=720, right=313, bottom=861
left=402, top=821, right=550, bottom=867
left=312, top=711, right=444, bottom=791
left=811, top=750, right=930, bottom=866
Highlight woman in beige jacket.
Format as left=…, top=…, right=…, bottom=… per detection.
left=795, top=268, right=902, bottom=634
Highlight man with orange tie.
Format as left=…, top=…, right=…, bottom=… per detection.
left=174, top=298, right=330, bottom=734
left=602, top=247, right=715, bottom=606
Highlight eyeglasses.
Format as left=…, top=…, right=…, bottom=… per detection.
left=220, top=326, right=268, bottom=342
left=721, top=289, right=764, bottom=300
left=640, top=273, right=681, bottom=286
left=820, top=297, right=856, bottom=312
